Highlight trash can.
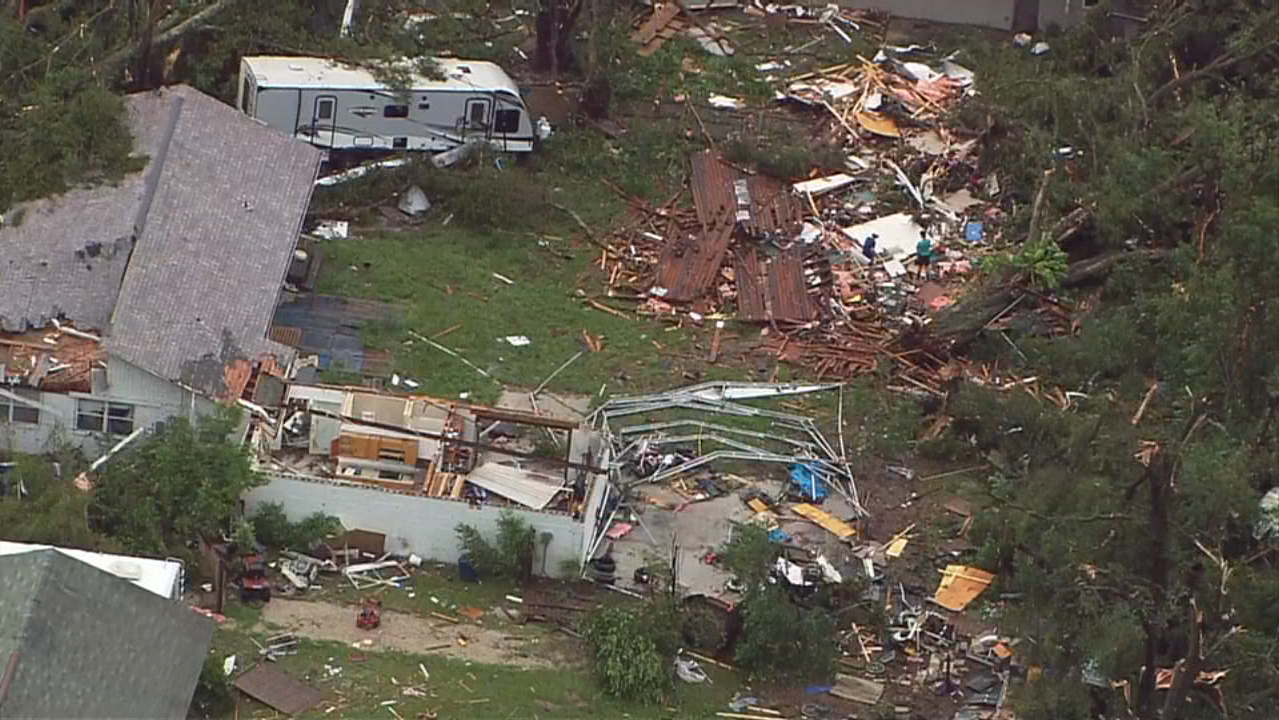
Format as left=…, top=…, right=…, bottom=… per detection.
left=458, top=556, right=479, bottom=583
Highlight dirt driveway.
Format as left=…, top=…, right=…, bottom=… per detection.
left=259, top=598, right=553, bottom=668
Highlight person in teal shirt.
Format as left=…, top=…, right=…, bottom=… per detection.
left=914, top=231, right=932, bottom=280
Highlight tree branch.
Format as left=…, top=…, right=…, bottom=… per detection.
left=1147, top=41, right=1279, bottom=107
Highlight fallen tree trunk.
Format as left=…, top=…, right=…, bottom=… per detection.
left=97, top=0, right=237, bottom=79
left=1061, top=248, right=1170, bottom=288
left=929, top=249, right=1171, bottom=349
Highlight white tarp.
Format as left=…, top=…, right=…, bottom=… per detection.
left=466, top=463, right=565, bottom=510
left=0, top=541, right=182, bottom=600
left=840, top=212, right=925, bottom=262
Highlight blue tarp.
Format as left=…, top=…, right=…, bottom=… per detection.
left=788, top=463, right=828, bottom=502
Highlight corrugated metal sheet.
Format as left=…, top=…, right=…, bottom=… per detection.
left=733, top=247, right=768, bottom=321
left=653, top=218, right=736, bottom=303
left=466, top=463, right=566, bottom=510
left=690, top=150, right=738, bottom=228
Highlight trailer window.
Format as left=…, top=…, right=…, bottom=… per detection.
left=317, top=98, right=335, bottom=120
left=468, top=103, right=487, bottom=126
left=384, top=104, right=409, bottom=118
left=494, top=109, right=520, bottom=134
left=240, top=76, right=252, bottom=112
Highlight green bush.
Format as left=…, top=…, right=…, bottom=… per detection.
left=456, top=509, right=536, bottom=580
left=249, top=502, right=341, bottom=550
left=583, top=603, right=679, bottom=704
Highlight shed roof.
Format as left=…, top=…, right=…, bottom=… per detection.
left=243, top=55, right=522, bottom=96
left=0, top=549, right=214, bottom=719
left=467, top=462, right=565, bottom=510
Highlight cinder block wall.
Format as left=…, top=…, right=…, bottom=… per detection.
left=244, top=475, right=586, bottom=576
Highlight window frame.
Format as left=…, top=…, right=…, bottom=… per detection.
left=76, top=398, right=136, bottom=435
left=494, top=109, right=521, bottom=134
left=10, top=388, right=40, bottom=425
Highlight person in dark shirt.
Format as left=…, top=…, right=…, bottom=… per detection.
left=861, top=233, right=878, bottom=261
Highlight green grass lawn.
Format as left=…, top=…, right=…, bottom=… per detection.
left=208, top=593, right=738, bottom=720
left=321, top=563, right=521, bottom=621
left=315, top=223, right=702, bottom=405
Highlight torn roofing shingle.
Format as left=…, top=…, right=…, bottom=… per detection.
left=0, top=549, right=215, bottom=719
left=0, top=97, right=174, bottom=332
left=107, top=85, right=321, bottom=398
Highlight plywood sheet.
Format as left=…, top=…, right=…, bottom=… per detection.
left=234, top=664, right=323, bottom=715
left=791, top=503, right=856, bottom=539
left=934, top=564, right=995, bottom=611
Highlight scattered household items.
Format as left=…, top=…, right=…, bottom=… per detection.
left=238, top=552, right=272, bottom=603
left=233, top=664, right=324, bottom=716
left=254, top=633, right=300, bottom=662
left=357, top=596, right=383, bottom=629
left=398, top=185, right=431, bottom=216
left=344, top=559, right=413, bottom=590
left=241, top=56, right=541, bottom=156
left=675, top=653, right=711, bottom=683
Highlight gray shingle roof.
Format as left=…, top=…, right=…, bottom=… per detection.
left=0, top=98, right=172, bottom=332
left=107, top=86, right=321, bottom=397
left=0, top=84, right=320, bottom=397
left=0, top=549, right=215, bottom=719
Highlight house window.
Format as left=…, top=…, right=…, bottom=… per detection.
left=76, top=399, right=135, bottom=434
left=384, top=104, right=409, bottom=118
left=107, top=403, right=135, bottom=435
left=494, top=109, right=520, bottom=134
left=377, top=470, right=401, bottom=480
left=0, top=389, right=41, bottom=424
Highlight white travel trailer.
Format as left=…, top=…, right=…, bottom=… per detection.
left=237, top=55, right=537, bottom=154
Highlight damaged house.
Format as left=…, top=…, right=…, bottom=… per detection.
left=244, top=384, right=611, bottom=574
left=0, top=85, right=321, bottom=455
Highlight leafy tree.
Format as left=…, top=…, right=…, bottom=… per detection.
left=718, top=524, right=836, bottom=681
left=734, top=584, right=836, bottom=681
left=582, top=601, right=680, bottom=704
left=0, top=456, right=119, bottom=551
left=89, top=408, right=263, bottom=557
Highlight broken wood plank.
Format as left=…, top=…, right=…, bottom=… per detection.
left=631, top=3, right=681, bottom=45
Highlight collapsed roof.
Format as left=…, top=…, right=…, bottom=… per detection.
left=0, top=85, right=322, bottom=399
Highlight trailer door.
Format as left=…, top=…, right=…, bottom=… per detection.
left=311, top=95, right=338, bottom=147
left=463, top=98, right=491, bottom=139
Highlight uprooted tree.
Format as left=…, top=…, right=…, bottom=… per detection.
left=923, top=2, right=1279, bottom=716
